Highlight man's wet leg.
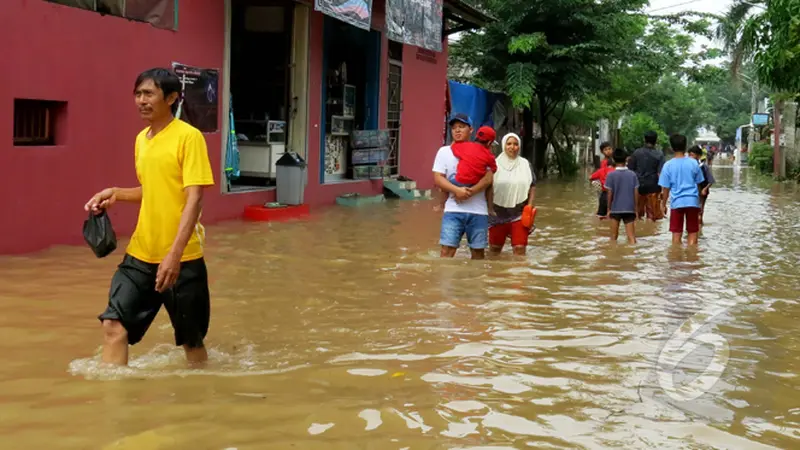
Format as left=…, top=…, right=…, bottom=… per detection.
left=184, top=344, right=208, bottom=367
left=101, top=319, right=128, bottom=366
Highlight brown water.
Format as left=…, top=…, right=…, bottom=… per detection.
left=0, top=166, right=798, bottom=449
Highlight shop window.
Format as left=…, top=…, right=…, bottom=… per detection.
left=44, top=0, right=177, bottom=30
left=13, top=99, right=67, bottom=147
left=321, top=16, right=382, bottom=183
left=228, top=0, right=294, bottom=191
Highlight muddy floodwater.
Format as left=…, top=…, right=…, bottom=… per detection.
left=0, top=166, right=797, bottom=449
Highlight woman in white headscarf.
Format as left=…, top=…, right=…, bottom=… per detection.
left=489, top=133, right=536, bottom=256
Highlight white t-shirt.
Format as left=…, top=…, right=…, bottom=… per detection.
left=432, top=145, right=488, bottom=215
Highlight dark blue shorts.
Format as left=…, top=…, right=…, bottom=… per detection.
left=440, top=212, right=488, bottom=249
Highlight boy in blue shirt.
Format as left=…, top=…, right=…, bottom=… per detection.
left=659, top=135, right=705, bottom=246
left=605, top=148, right=639, bottom=244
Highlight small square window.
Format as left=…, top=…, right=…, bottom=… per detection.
left=13, top=99, right=67, bottom=147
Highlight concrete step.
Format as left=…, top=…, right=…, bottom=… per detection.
left=383, top=179, right=417, bottom=192
left=335, top=193, right=385, bottom=207
left=383, top=180, right=431, bottom=201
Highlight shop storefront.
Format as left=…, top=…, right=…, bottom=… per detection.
left=0, top=0, right=488, bottom=254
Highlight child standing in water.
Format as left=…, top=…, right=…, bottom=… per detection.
left=604, top=148, right=639, bottom=244
left=437, top=126, right=498, bottom=213
left=590, top=142, right=614, bottom=219
left=659, top=135, right=705, bottom=246
left=689, top=145, right=715, bottom=226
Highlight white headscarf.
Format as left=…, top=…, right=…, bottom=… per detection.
left=494, top=133, right=533, bottom=208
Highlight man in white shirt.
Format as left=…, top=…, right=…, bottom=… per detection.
left=432, top=113, right=494, bottom=260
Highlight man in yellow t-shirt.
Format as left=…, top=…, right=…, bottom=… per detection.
left=84, top=68, right=215, bottom=367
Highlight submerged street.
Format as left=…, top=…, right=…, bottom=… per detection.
left=0, top=166, right=797, bottom=449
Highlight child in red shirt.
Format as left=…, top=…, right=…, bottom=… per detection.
left=438, top=126, right=498, bottom=212
left=590, top=142, right=614, bottom=218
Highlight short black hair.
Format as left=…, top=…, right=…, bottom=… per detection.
left=613, top=148, right=628, bottom=163
left=600, top=141, right=613, bottom=151
left=670, top=134, right=688, bottom=152
left=644, top=131, right=658, bottom=145
left=133, top=68, right=182, bottom=115
left=688, top=145, right=703, bottom=156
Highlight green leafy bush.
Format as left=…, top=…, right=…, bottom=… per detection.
left=749, top=142, right=773, bottom=174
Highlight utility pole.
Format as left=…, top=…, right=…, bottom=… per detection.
left=774, top=100, right=785, bottom=178
left=748, top=82, right=756, bottom=154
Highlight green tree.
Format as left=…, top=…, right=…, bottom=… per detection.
left=449, top=0, right=650, bottom=177
left=620, top=113, right=668, bottom=152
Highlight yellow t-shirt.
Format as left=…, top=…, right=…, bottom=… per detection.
left=127, top=119, right=215, bottom=264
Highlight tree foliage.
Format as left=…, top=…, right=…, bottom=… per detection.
left=717, top=0, right=800, bottom=93
left=449, top=0, right=650, bottom=176
left=450, top=0, right=750, bottom=176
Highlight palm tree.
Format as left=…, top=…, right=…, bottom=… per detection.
left=715, top=0, right=767, bottom=76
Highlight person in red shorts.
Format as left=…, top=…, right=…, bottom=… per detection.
left=437, top=125, right=498, bottom=212
left=489, top=133, right=536, bottom=256
left=658, top=134, right=705, bottom=246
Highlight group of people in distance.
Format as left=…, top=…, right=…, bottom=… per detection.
left=591, top=132, right=715, bottom=245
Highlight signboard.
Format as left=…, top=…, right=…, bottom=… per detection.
left=172, top=62, right=219, bottom=133
left=386, top=0, right=443, bottom=52
left=315, top=0, right=373, bottom=31
left=752, top=113, right=769, bottom=126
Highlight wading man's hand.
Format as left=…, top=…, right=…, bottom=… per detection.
left=84, top=188, right=116, bottom=215
left=155, top=252, right=181, bottom=293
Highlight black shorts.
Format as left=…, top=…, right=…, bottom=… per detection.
left=639, top=184, right=661, bottom=196
left=98, top=254, right=210, bottom=348
left=610, top=213, right=636, bottom=224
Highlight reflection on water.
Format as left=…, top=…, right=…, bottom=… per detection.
left=0, top=166, right=797, bottom=449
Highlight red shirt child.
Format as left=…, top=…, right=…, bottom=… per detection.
left=450, top=126, right=498, bottom=185
left=590, top=158, right=614, bottom=191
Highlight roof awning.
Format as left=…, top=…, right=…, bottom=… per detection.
left=443, top=0, right=494, bottom=36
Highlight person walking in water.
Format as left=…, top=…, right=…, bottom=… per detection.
left=628, top=131, right=666, bottom=221
left=604, top=148, right=639, bottom=244
left=433, top=114, right=493, bottom=260
left=590, top=142, right=614, bottom=219
left=436, top=125, right=498, bottom=214
left=84, top=68, right=215, bottom=366
left=488, top=133, right=536, bottom=256
left=689, top=145, right=715, bottom=226
left=659, top=134, right=705, bottom=246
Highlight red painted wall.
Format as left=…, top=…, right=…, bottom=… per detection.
left=0, top=0, right=271, bottom=254
left=397, top=41, right=449, bottom=189
left=0, top=0, right=445, bottom=255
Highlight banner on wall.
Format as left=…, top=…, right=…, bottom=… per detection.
left=315, top=0, right=374, bottom=31
left=386, top=0, right=443, bottom=52
left=171, top=62, right=219, bottom=133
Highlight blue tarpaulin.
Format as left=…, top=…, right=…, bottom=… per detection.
left=448, top=80, right=501, bottom=129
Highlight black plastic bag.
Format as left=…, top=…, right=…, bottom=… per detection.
left=83, top=211, right=117, bottom=258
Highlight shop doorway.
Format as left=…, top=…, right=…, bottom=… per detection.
left=320, top=16, right=382, bottom=183
left=387, top=40, right=403, bottom=176
left=227, top=0, right=294, bottom=191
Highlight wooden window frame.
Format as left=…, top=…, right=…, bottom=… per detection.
left=13, top=99, right=64, bottom=147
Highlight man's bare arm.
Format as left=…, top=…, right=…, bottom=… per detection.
left=168, top=186, right=204, bottom=257
left=112, top=187, right=143, bottom=202
left=470, top=170, right=494, bottom=194
left=433, top=172, right=463, bottom=195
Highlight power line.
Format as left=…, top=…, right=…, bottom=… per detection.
left=648, top=0, right=704, bottom=13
